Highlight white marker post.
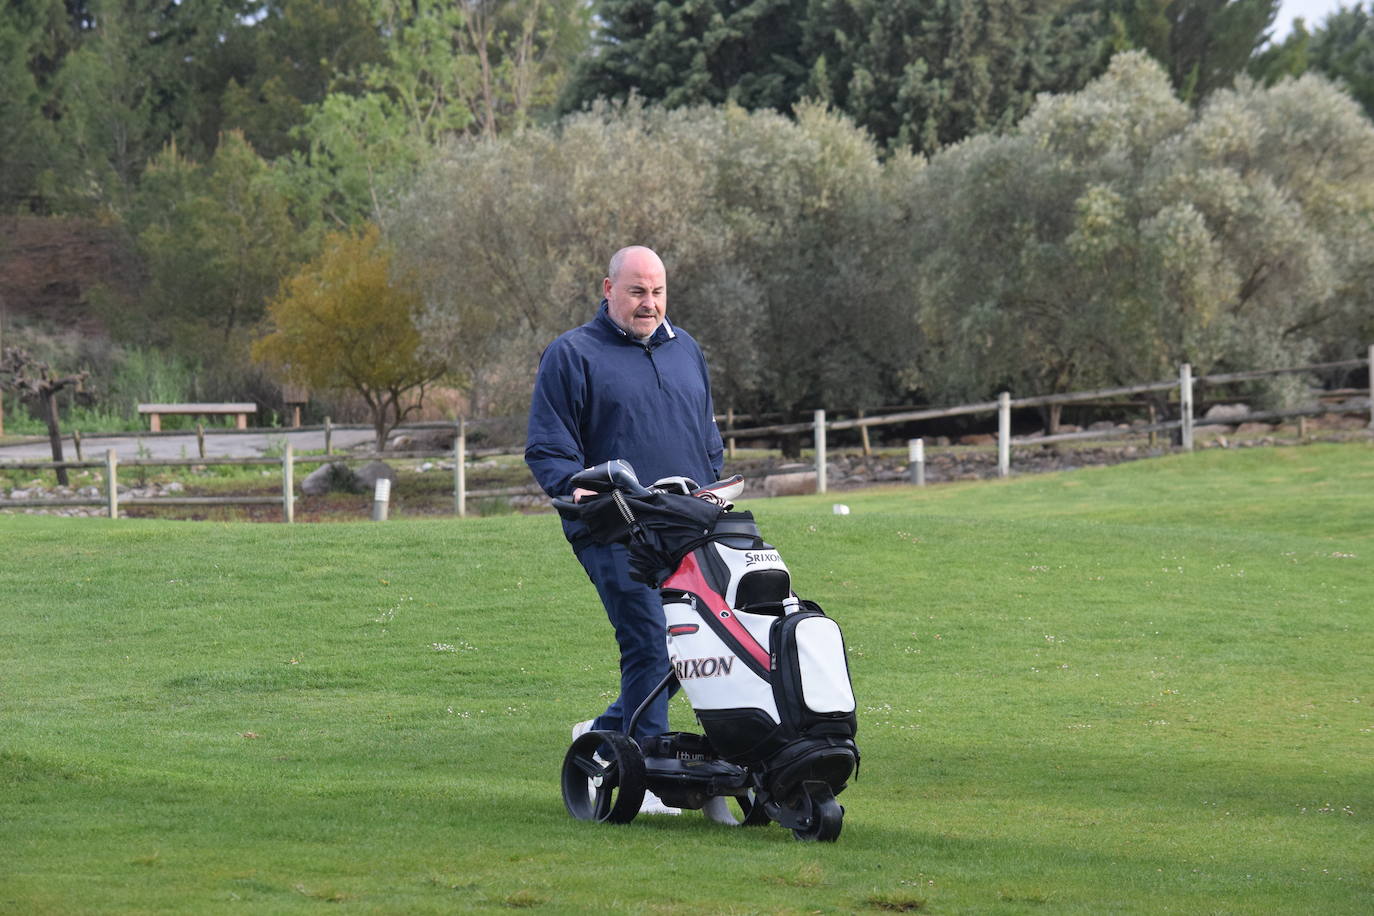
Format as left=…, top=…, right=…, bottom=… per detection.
left=814, top=409, right=827, bottom=495
left=997, top=391, right=1011, bottom=478
left=1180, top=363, right=1195, bottom=452
left=282, top=444, right=294, bottom=523
left=909, top=438, right=925, bottom=487
left=372, top=477, right=391, bottom=522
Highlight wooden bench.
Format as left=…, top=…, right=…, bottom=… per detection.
left=138, top=402, right=257, bottom=432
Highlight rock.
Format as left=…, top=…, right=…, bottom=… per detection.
left=763, top=471, right=817, bottom=497
left=302, top=462, right=363, bottom=496
left=1205, top=403, right=1249, bottom=422
left=960, top=433, right=996, bottom=446
left=355, top=460, right=397, bottom=491
left=1088, top=420, right=1118, bottom=431
left=1235, top=422, right=1275, bottom=437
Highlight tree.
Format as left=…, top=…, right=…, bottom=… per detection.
left=561, top=0, right=809, bottom=113
left=389, top=99, right=921, bottom=424
left=0, top=347, right=89, bottom=485
left=123, top=131, right=303, bottom=364
left=216, top=0, right=387, bottom=160
left=1303, top=3, right=1374, bottom=120
left=909, top=51, right=1374, bottom=418
left=1110, top=0, right=1281, bottom=102
left=252, top=225, right=452, bottom=451
left=0, top=1, right=66, bottom=211
left=45, top=0, right=241, bottom=213
left=803, top=0, right=1113, bottom=154
left=278, top=0, right=589, bottom=231
left=680, top=102, right=923, bottom=431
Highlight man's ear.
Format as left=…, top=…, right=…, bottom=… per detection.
left=603, top=276, right=613, bottom=298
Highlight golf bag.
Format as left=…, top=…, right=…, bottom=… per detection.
left=557, top=460, right=859, bottom=809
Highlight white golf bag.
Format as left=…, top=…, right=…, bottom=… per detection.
left=658, top=510, right=859, bottom=799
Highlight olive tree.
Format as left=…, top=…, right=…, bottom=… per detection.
left=388, top=99, right=725, bottom=415
left=388, top=100, right=922, bottom=426
left=910, top=51, right=1374, bottom=419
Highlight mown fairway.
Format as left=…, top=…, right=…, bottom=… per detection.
left=2, top=443, right=1370, bottom=914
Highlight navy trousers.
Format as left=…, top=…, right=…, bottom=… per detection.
left=575, top=540, right=677, bottom=741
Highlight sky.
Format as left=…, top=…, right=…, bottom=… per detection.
left=1272, top=0, right=1353, bottom=40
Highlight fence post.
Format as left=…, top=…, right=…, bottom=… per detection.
left=324, top=416, right=333, bottom=455
left=998, top=391, right=1011, bottom=478
left=196, top=423, right=205, bottom=459
left=814, top=409, right=827, bottom=495
left=454, top=418, right=466, bottom=518
left=105, top=449, right=118, bottom=519
left=1180, top=363, right=1195, bottom=451
left=73, top=430, right=83, bottom=462
left=858, top=409, right=872, bottom=457
left=909, top=438, right=925, bottom=486
left=726, top=407, right=736, bottom=461
left=1368, top=344, right=1373, bottom=431
left=282, top=443, right=294, bottom=523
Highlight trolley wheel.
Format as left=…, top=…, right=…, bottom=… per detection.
left=730, top=788, right=772, bottom=827
left=790, top=785, right=844, bottom=842
left=561, top=730, right=646, bottom=824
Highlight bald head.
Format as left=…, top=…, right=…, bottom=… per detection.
left=604, top=246, right=667, bottom=339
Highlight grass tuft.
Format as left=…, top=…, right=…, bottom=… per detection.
left=865, top=892, right=926, bottom=910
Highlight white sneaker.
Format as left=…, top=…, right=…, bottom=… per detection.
left=701, top=795, right=739, bottom=825
left=639, top=790, right=681, bottom=815
left=571, top=719, right=595, bottom=740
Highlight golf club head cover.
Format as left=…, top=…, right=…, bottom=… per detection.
left=693, top=475, right=744, bottom=509
left=649, top=475, right=701, bottom=496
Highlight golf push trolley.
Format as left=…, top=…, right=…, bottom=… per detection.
left=553, top=460, right=860, bottom=842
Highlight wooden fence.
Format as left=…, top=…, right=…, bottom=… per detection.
left=0, top=424, right=542, bottom=521
left=716, top=352, right=1372, bottom=493
left=2, top=352, right=1370, bottom=517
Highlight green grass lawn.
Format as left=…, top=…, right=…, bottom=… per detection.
left=2, top=443, right=1370, bottom=913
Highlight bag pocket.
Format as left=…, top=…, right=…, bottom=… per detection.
left=770, top=608, right=858, bottom=739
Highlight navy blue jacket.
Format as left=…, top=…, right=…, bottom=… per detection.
left=526, top=302, right=724, bottom=547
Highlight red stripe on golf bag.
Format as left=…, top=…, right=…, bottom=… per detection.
left=663, top=552, right=772, bottom=675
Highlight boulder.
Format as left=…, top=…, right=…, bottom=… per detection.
left=355, top=460, right=397, bottom=491
left=301, top=462, right=364, bottom=496
left=1204, top=403, right=1249, bottom=422
left=763, top=471, right=817, bottom=497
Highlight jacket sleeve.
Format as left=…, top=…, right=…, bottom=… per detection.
left=525, top=339, right=588, bottom=497
left=698, top=344, right=725, bottom=480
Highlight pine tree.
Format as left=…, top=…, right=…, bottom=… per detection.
left=1111, top=0, right=1281, bottom=102
left=1305, top=3, right=1374, bottom=120
left=560, top=0, right=810, bottom=112
left=802, top=0, right=1111, bottom=155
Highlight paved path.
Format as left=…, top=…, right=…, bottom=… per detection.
left=0, top=428, right=379, bottom=461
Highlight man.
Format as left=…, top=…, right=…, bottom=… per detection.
left=526, top=246, right=727, bottom=819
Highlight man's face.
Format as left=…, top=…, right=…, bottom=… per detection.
left=604, top=251, right=666, bottom=340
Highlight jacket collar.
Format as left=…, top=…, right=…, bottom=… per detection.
left=595, top=300, right=676, bottom=345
